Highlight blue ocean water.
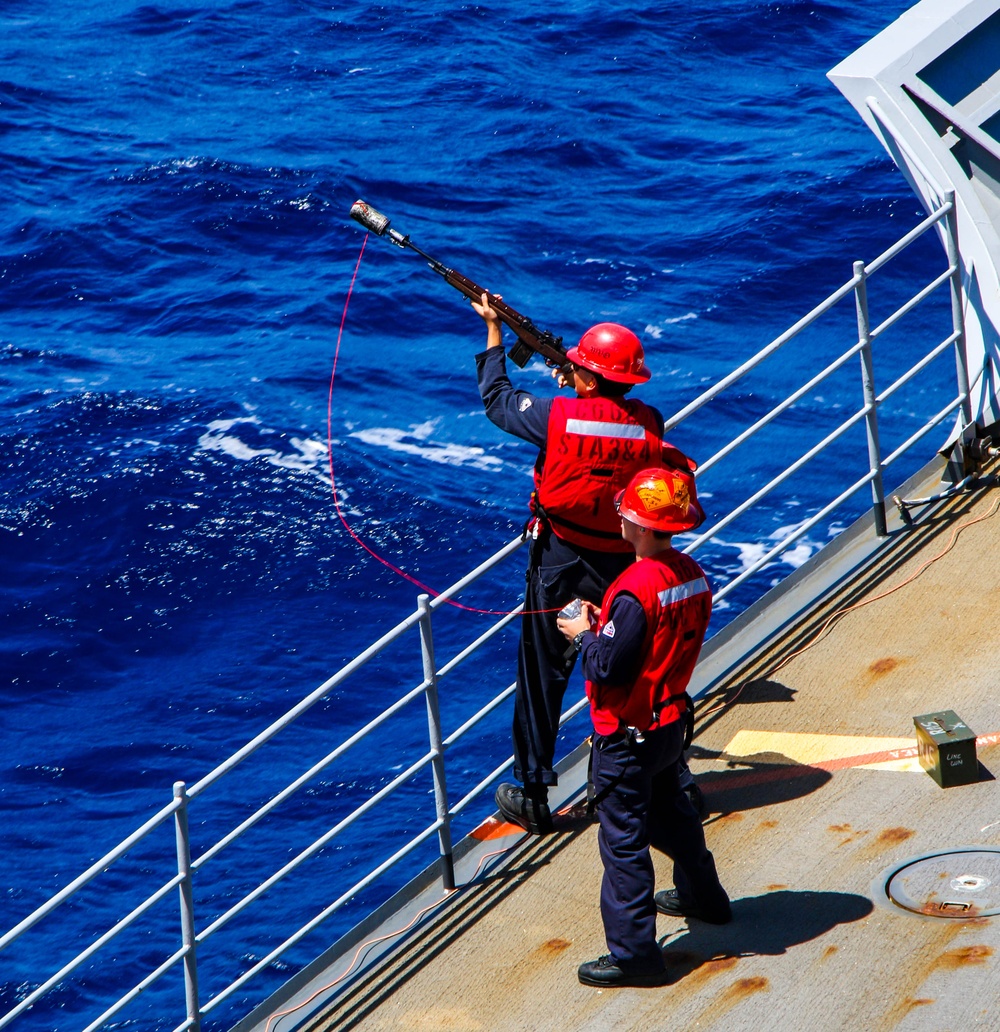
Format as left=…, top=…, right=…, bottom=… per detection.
left=1, top=0, right=952, bottom=1027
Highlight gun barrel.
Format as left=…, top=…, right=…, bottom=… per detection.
left=349, top=199, right=567, bottom=369
left=350, top=200, right=391, bottom=236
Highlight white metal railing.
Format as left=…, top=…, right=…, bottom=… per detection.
left=0, top=193, right=972, bottom=1031
left=678, top=191, right=967, bottom=598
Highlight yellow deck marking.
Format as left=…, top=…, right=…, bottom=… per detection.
left=721, top=729, right=922, bottom=773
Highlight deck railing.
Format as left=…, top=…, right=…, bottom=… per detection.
left=0, top=193, right=972, bottom=1032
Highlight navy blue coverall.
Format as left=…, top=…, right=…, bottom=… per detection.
left=475, top=346, right=660, bottom=789
left=578, top=592, right=730, bottom=966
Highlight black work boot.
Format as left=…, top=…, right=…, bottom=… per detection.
left=577, top=953, right=668, bottom=988
left=494, top=782, right=553, bottom=834
left=654, top=888, right=732, bottom=924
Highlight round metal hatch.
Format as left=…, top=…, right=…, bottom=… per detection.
left=877, top=848, right=1000, bottom=919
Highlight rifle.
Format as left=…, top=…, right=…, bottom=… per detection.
left=349, top=200, right=570, bottom=372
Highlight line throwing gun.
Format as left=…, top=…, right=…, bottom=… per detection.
left=349, top=200, right=570, bottom=372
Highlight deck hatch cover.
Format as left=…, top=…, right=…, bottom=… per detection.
left=883, top=848, right=1000, bottom=918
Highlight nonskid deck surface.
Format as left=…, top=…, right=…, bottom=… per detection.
left=247, top=464, right=1000, bottom=1032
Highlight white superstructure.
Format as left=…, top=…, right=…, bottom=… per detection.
left=830, top=0, right=1000, bottom=432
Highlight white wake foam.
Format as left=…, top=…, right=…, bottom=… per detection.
left=197, top=417, right=335, bottom=488
left=349, top=423, right=503, bottom=471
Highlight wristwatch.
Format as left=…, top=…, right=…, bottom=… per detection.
left=572, top=630, right=588, bottom=652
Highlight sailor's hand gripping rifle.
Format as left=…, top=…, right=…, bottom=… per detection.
left=350, top=200, right=570, bottom=372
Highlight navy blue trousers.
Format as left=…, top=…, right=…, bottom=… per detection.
left=513, top=528, right=631, bottom=788
left=592, top=719, right=729, bottom=965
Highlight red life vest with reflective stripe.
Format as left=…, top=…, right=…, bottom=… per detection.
left=586, top=550, right=711, bottom=735
left=534, top=395, right=664, bottom=552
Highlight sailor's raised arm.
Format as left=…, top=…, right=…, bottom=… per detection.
left=471, top=291, right=504, bottom=350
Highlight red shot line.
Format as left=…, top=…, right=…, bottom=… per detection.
left=327, top=235, right=557, bottom=617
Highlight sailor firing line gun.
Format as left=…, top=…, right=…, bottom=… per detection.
left=348, top=199, right=709, bottom=846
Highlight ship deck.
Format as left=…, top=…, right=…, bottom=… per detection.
left=237, top=455, right=1000, bottom=1032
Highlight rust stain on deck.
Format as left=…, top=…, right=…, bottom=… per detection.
left=728, top=976, right=769, bottom=997
left=717, top=812, right=745, bottom=824
left=666, top=953, right=740, bottom=987
left=856, top=826, right=915, bottom=862
left=905, top=998, right=934, bottom=1012
left=934, top=945, right=993, bottom=970
left=535, top=938, right=572, bottom=957
left=828, top=822, right=870, bottom=846
left=691, top=975, right=770, bottom=1026
left=874, top=923, right=966, bottom=1032
left=877, top=827, right=915, bottom=846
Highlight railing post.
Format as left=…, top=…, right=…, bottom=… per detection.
left=173, top=781, right=200, bottom=1032
left=943, top=190, right=973, bottom=427
left=853, top=260, right=888, bottom=537
left=417, top=594, right=455, bottom=890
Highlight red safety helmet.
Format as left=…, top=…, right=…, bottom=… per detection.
left=565, top=323, right=651, bottom=384
left=615, top=466, right=705, bottom=534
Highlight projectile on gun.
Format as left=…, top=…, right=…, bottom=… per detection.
left=350, top=200, right=569, bottom=371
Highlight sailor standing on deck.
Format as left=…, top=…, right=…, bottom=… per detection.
left=557, top=466, right=731, bottom=987
left=472, top=292, right=696, bottom=834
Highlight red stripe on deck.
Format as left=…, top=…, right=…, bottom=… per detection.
left=471, top=816, right=524, bottom=840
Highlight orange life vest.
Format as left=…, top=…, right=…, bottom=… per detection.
left=586, top=550, right=711, bottom=735
left=533, top=395, right=664, bottom=552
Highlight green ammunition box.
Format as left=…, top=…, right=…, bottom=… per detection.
left=914, top=710, right=979, bottom=788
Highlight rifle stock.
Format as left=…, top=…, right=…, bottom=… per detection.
left=350, top=200, right=570, bottom=371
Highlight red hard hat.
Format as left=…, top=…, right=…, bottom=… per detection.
left=615, top=466, right=705, bottom=534
left=565, top=323, right=651, bottom=384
